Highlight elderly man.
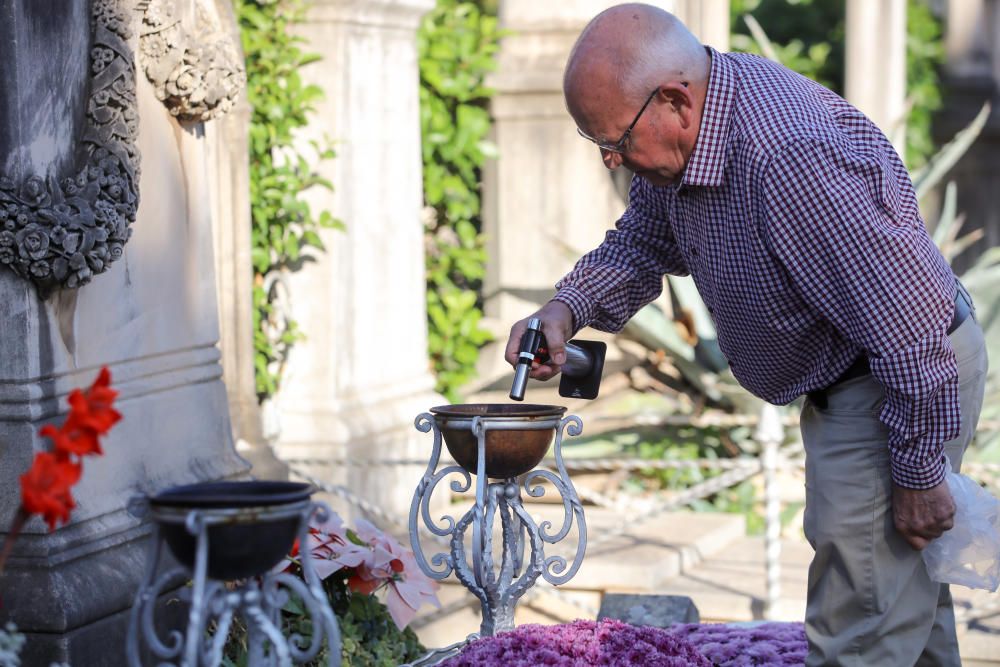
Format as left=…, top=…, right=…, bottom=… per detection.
left=503, top=4, right=988, bottom=665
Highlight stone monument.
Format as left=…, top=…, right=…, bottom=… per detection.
left=0, top=0, right=248, bottom=663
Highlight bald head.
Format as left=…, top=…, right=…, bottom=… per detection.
left=564, top=4, right=708, bottom=121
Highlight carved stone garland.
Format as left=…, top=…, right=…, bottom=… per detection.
left=0, top=0, right=140, bottom=297
left=139, top=0, right=246, bottom=122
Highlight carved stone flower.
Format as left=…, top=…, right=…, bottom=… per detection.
left=50, top=226, right=68, bottom=245
left=21, top=176, right=48, bottom=206
left=107, top=242, right=124, bottom=261
left=61, top=177, right=80, bottom=196
left=68, top=253, right=87, bottom=271
left=0, top=247, right=15, bottom=265
left=0, top=230, right=15, bottom=247
left=52, top=257, right=68, bottom=281
left=166, top=64, right=204, bottom=99
left=30, top=260, right=51, bottom=278
left=91, top=47, right=115, bottom=73
left=62, top=232, right=81, bottom=255
left=16, top=223, right=50, bottom=261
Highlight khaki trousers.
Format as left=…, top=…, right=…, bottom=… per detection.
left=801, top=316, right=989, bottom=667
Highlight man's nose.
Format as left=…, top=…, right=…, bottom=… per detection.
left=601, top=148, right=622, bottom=170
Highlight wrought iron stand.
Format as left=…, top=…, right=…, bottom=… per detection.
left=127, top=501, right=341, bottom=667
left=409, top=412, right=588, bottom=637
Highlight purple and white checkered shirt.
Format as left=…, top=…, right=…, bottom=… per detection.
left=554, top=49, right=960, bottom=489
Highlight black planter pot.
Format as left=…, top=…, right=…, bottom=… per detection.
left=150, top=481, right=314, bottom=581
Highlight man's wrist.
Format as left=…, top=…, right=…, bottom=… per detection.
left=552, top=286, right=594, bottom=334
left=890, top=452, right=948, bottom=490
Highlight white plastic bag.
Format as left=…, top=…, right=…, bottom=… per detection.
left=922, top=466, right=1000, bottom=592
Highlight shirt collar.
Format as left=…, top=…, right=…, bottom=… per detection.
left=680, top=47, right=737, bottom=189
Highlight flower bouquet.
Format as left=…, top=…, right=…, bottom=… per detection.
left=223, top=511, right=441, bottom=667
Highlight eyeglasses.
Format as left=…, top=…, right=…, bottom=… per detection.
left=576, top=87, right=661, bottom=154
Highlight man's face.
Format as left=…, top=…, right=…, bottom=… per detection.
left=573, top=82, right=694, bottom=187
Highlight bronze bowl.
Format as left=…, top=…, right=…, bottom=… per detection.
left=150, top=481, right=313, bottom=581
left=430, top=404, right=566, bottom=479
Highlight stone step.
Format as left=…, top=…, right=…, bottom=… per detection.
left=535, top=506, right=747, bottom=592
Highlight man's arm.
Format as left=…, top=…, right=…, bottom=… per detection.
left=504, top=176, right=688, bottom=378
left=760, top=137, right=960, bottom=549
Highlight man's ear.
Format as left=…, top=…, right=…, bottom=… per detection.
left=660, top=81, right=695, bottom=129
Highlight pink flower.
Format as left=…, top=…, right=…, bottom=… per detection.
left=276, top=512, right=440, bottom=631
left=351, top=518, right=441, bottom=630
left=276, top=512, right=371, bottom=580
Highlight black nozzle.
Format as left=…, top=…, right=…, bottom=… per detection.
left=509, top=319, right=607, bottom=401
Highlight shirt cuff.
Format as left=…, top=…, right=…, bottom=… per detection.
left=889, top=451, right=948, bottom=489
left=552, top=285, right=596, bottom=334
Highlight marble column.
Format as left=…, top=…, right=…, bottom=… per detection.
left=0, top=1, right=248, bottom=663
left=274, top=0, right=441, bottom=519
left=205, top=0, right=288, bottom=480
left=845, top=0, right=908, bottom=157
left=480, top=0, right=729, bottom=378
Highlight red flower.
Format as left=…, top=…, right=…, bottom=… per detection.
left=40, top=423, right=101, bottom=458
left=65, top=367, right=121, bottom=436
left=347, top=573, right=380, bottom=595
left=20, top=452, right=82, bottom=531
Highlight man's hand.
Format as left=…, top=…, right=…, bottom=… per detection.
left=504, top=300, right=574, bottom=381
left=892, top=481, right=956, bottom=551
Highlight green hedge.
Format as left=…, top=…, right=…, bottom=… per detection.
left=237, top=0, right=340, bottom=400
left=418, top=0, right=501, bottom=402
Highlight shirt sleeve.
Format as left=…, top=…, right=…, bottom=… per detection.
left=760, top=137, right=959, bottom=489
left=554, top=176, right=689, bottom=333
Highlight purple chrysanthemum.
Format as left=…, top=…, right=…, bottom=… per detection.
left=667, top=622, right=808, bottom=666
left=440, top=619, right=712, bottom=667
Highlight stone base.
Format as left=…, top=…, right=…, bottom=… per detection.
left=19, top=587, right=189, bottom=667
left=598, top=593, right=701, bottom=627
left=0, top=516, right=191, bottom=666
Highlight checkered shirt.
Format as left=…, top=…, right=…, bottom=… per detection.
left=554, top=49, right=960, bottom=489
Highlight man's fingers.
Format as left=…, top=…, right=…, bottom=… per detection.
left=505, top=321, right=527, bottom=367
left=530, top=363, right=561, bottom=381
left=542, top=323, right=567, bottom=366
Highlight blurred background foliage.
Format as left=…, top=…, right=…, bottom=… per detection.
left=237, top=0, right=341, bottom=401
left=418, top=0, right=501, bottom=402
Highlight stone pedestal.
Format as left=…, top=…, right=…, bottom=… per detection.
left=274, top=0, right=442, bottom=520
left=845, top=0, right=908, bottom=157
left=478, top=0, right=730, bottom=382
left=0, top=2, right=248, bottom=664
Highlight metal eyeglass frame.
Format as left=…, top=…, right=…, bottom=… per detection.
left=575, top=82, right=688, bottom=154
